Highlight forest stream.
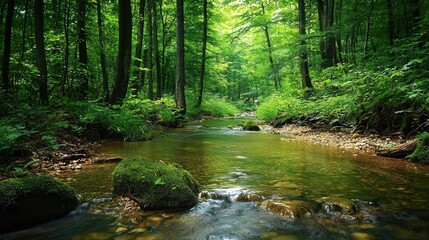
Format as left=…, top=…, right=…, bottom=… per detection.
left=2, top=118, right=429, bottom=240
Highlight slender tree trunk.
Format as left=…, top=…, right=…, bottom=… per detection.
left=261, top=2, right=280, bottom=90
left=110, top=0, right=132, bottom=104
left=147, top=0, right=154, bottom=100
left=20, top=0, right=29, bottom=62
left=97, top=0, right=109, bottom=102
left=364, top=0, right=374, bottom=60
left=196, top=0, right=208, bottom=108
left=298, top=0, right=313, bottom=89
left=336, top=0, right=343, bottom=63
left=63, top=0, right=70, bottom=96
left=132, top=0, right=146, bottom=97
left=77, top=0, right=89, bottom=99
left=153, top=1, right=162, bottom=99
left=387, top=0, right=394, bottom=45
left=34, top=0, right=48, bottom=105
left=1, top=0, right=15, bottom=92
left=175, top=0, right=186, bottom=112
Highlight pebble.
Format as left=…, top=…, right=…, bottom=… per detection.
left=115, top=227, right=128, bottom=234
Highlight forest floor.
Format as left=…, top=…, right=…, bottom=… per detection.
left=265, top=123, right=413, bottom=156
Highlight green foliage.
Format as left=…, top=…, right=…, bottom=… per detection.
left=188, top=94, right=239, bottom=118
left=407, top=133, right=429, bottom=164
left=112, top=158, right=200, bottom=210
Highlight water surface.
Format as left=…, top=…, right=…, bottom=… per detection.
left=3, top=118, right=429, bottom=239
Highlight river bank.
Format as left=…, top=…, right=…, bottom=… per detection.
left=266, top=123, right=414, bottom=156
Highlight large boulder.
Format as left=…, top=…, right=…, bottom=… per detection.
left=0, top=175, right=79, bottom=233
left=112, top=158, right=200, bottom=210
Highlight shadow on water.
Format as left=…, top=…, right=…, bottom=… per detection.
left=3, top=118, right=429, bottom=239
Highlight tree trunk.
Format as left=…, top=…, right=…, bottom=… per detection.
left=20, top=0, right=29, bottom=62
left=1, top=0, right=15, bottom=92
left=34, top=0, right=48, bottom=105
left=175, top=0, right=186, bottom=112
left=196, top=0, right=208, bottom=108
left=147, top=0, right=154, bottom=100
left=363, top=0, right=374, bottom=60
left=110, top=0, right=132, bottom=104
left=77, top=0, right=89, bottom=99
left=261, top=2, right=280, bottom=90
left=132, top=0, right=146, bottom=97
left=298, top=0, right=313, bottom=89
left=97, top=0, right=109, bottom=103
left=63, top=0, right=70, bottom=96
left=317, top=0, right=337, bottom=68
left=153, top=1, right=162, bottom=99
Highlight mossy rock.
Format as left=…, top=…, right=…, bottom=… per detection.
left=0, top=175, right=78, bottom=233
left=407, top=132, right=429, bottom=164
left=241, top=120, right=261, bottom=131
left=112, top=158, right=200, bottom=210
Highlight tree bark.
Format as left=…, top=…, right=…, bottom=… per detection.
left=196, top=0, right=208, bottom=108
left=132, top=0, right=146, bottom=97
left=110, top=0, right=132, bottom=104
left=97, top=0, right=109, bottom=102
left=175, top=0, right=186, bottom=112
left=1, top=0, right=15, bottom=92
left=298, top=0, right=313, bottom=89
left=317, top=0, right=337, bottom=68
left=153, top=1, right=162, bottom=99
left=77, top=0, right=89, bottom=99
left=34, top=0, right=48, bottom=105
left=147, top=0, right=154, bottom=100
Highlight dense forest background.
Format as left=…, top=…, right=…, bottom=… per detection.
left=1, top=0, right=428, bottom=160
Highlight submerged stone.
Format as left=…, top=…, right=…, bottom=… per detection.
left=112, top=158, right=200, bottom=210
left=318, top=197, right=359, bottom=215
left=260, top=200, right=316, bottom=219
left=0, top=175, right=79, bottom=233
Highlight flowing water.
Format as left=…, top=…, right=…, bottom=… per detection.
left=3, top=118, right=429, bottom=240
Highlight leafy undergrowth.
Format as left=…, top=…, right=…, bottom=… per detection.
left=187, top=94, right=240, bottom=118
left=0, top=97, right=181, bottom=166
left=257, top=62, right=429, bottom=136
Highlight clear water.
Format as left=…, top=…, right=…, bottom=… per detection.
left=3, top=118, right=429, bottom=240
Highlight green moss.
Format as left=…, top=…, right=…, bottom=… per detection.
left=407, top=132, right=429, bottom=164
left=0, top=175, right=77, bottom=209
left=112, top=158, right=200, bottom=210
left=240, top=120, right=261, bottom=131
